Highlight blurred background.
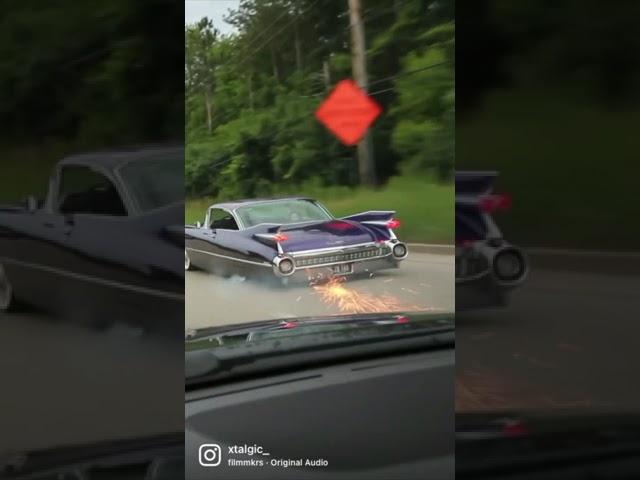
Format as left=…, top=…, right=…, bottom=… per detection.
left=185, top=0, right=455, bottom=245
left=457, top=0, right=640, bottom=250
left=0, top=0, right=182, bottom=203
left=0, top=0, right=184, bottom=461
left=457, top=0, right=640, bottom=412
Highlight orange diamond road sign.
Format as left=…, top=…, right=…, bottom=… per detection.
left=315, top=79, right=382, bottom=146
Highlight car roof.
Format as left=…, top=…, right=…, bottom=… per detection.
left=58, top=144, right=183, bottom=171
left=213, top=197, right=316, bottom=210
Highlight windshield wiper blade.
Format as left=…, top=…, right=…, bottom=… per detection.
left=186, top=312, right=454, bottom=343
left=185, top=323, right=454, bottom=384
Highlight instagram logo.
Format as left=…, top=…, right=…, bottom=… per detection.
left=199, top=444, right=222, bottom=467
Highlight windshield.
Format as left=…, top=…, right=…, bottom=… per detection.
left=118, top=154, right=184, bottom=212
left=184, top=1, right=454, bottom=332
left=235, top=199, right=332, bottom=228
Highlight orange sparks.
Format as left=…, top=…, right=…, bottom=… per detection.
left=311, top=277, right=426, bottom=314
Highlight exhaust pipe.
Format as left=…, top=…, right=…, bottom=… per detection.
left=391, top=242, right=409, bottom=260
left=474, top=242, right=528, bottom=286
left=273, top=255, right=296, bottom=277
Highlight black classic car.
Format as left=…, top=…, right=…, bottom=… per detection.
left=456, top=171, right=528, bottom=309
left=0, top=146, right=184, bottom=332
left=185, top=197, right=409, bottom=284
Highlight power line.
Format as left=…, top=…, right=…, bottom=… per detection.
left=235, top=0, right=323, bottom=70
left=302, top=60, right=451, bottom=98
left=304, top=0, right=410, bottom=64
left=367, top=86, right=396, bottom=96
left=368, top=60, right=453, bottom=87
left=192, top=4, right=451, bottom=125
left=230, top=4, right=293, bottom=67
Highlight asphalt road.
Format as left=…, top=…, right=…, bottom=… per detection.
left=0, top=251, right=452, bottom=455
left=457, top=261, right=640, bottom=412
left=186, top=252, right=454, bottom=329
left=0, top=312, right=183, bottom=454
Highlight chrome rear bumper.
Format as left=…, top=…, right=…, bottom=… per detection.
left=273, top=240, right=408, bottom=279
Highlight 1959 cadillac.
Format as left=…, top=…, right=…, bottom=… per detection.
left=185, top=198, right=408, bottom=284
left=456, top=171, right=528, bottom=309
left=0, top=146, right=184, bottom=333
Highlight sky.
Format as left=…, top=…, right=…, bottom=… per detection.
left=184, top=0, right=240, bottom=34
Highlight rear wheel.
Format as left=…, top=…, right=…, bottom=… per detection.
left=0, top=263, right=17, bottom=312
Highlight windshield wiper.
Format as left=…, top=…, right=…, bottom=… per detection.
left=186, top=312, right=453, bottom=343
left=186, top=316, right=454, bottom=385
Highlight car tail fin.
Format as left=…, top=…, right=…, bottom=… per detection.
left=254, top=232, right=288, bottom=246
left=341, top=210, right=396, bottom=223
left=456, top=171, right=511, bottom=212
left=456, top=171, right=498, bottom=196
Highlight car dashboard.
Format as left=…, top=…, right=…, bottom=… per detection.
left=186, top=347, right=454, bottom=479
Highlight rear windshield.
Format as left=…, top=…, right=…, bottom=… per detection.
left=236, top=200, right=332, bottom=228
left=118, top=155, right=184, bottom=212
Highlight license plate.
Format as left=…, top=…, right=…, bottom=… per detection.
left=331, top=263, right=353, bottom=275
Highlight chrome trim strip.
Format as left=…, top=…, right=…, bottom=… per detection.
left=342, top=210, right=395, bottom=217
left=361, top=220, right=391, bottom=226
left=289, top=242, right=380, bottom=257
left=295, top=252, right=393, bottom=270
left=186, top=247, right=272, bottom=267
left=0, top=257, right=183, bottom=301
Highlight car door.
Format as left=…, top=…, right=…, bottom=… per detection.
left=0, top=174, right=71, bottom=309
left=187, top=208, right=229, bottom=272
left=49, top=164, right=153, bottom=324
left=59, top=164, right=183, bottom=329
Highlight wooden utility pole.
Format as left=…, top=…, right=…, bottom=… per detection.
left=322, top=60, right=331, bottom=92
left=348, top=0, right=377, bottom=186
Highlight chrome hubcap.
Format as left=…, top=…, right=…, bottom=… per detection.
left=0, top=264, right=12, bottom=310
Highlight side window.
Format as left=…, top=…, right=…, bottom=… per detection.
left=209, top=209, right=239, bottom=230
left=58, top=166, right=127, bottom=216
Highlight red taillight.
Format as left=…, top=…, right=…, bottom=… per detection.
left=479, top=194, right=512, bottom=213
left=457, top=239, right=475, bottom=248
left=395, top=315, right=409, bottom=324
left=328, top=220, right=353, bottom=231
left=502, top=420, right=527, bottom=437
left=387, top=218, right=401, bottom=229
left=281, top=321, right=298, bottom=329
left=274, top=233, right=289, bottom=242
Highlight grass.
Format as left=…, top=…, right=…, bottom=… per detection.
left=1, top=144, right=453, bottom=244
left=186, top=175, right=454, bottom=244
